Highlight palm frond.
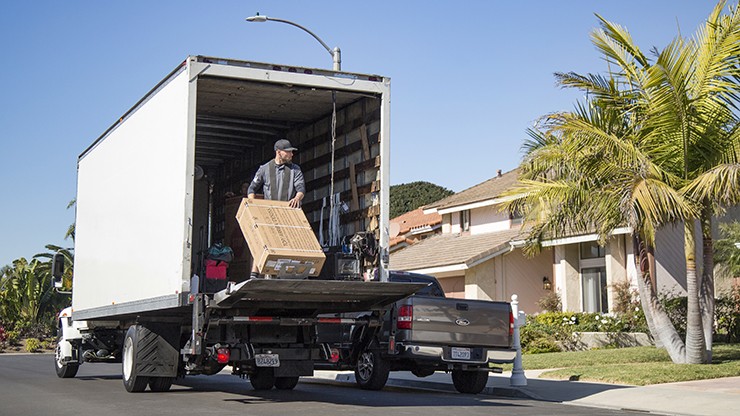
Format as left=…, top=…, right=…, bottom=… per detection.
left=682, top=163, right=740, bottom=209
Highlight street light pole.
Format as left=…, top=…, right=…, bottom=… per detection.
left=245, top=14, right=341, bottom=71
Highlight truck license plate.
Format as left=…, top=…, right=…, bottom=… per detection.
left=255, top=354, right=280, bottom=367
left=451, top=347, right=471, bottom=360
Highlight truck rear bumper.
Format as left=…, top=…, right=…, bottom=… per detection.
left=400, top=344, right=516, bottom=364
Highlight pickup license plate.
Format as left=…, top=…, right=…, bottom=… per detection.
left=451, top=347, right=471, bottom=360
left=255, top=354, right=280, bottom=367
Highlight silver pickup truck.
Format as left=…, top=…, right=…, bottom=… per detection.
left=317, top=271, right=516, bottom=394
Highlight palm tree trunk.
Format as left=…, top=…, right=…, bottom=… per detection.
left=646, top=246, right=663, bottom=348
left=700, top=209, right=714, bottom=363
left=634, top=234, right=685, bottom=363
left=684, top=221, right=706, bottom=364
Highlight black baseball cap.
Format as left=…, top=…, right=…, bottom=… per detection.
left=274, top=139, right=297, bottom=151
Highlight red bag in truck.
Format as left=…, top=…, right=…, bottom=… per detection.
left=205, top=259, right=228, bottom=280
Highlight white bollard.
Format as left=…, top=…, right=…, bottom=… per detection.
left=510, top=294, right=527, bottom=387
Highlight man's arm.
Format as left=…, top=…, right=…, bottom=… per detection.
left=289, top=166, right=306, bottom=208
left=247, top=165, right=266, bottom=198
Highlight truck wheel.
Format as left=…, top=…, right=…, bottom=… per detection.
left=148, top=377, right=174, bottom=392
left=54, top=343, right=79, bottom=378
left=274, top=376, right=299, bottom=390
left=354, top=348, right=390, bottom=390
left=451, top=369, right=489, bottom=394
left=250, top=368, right=275, bottom=390
left=122, top=326, right=150, bottom=393
left=411, top=367, right=435, bottom=378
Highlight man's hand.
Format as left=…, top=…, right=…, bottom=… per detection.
left=288, top=196, right=301, bottom=208
left=288, top=192, right=304, bottom=208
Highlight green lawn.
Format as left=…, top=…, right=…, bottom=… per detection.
left=510, top=344, right=740, bottom=386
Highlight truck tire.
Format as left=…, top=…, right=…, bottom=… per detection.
left=250, top=368, right=275, bottom=390
left=354, top=347, right=390, bottom=390
left=451, top=369, right=489, bottom=394
left=274, top=376, right=299, bottom=390
left=411, top=367, right=435, bottom=378
left=54, top=343, right=79, bottom=378
left=148, top=377, right=174, bottom=392
left=122, top=326, right=150, bottom=393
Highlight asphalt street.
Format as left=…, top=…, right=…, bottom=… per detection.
left=0, top=354, right=646, bottom=416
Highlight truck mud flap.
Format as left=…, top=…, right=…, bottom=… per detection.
left=212, top=280, right=427, bottom=314
left=133, top=323, right=180, bottom=377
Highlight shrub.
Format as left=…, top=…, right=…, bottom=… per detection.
left=25, top=338, right=41, bottom=353
left=716, top=285, right=740, bottom=343
left=520, top=321, right=561, bottom=354
left=536, top=291, right=562, bottom=312
left=0, top=325, right=6, bottom=343
left=5, top=330, right=20, bottom=346
left=521, top=309, right=651, bottom=353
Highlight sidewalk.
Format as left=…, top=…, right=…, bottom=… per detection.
left=306, top=370, right=740, bottom=416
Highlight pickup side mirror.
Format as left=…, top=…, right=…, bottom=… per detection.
left=51, top=252, right=65, bottom=289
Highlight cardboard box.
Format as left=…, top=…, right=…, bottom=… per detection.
left=235, top=198, right=325, bottom=277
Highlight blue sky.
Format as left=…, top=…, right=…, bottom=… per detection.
left=0, top=0, right=718, bottom=267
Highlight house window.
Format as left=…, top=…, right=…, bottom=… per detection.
left=460, top=210, right=470, bottom=232
left=580, top=241, right=606, bottom=259
left=582, top=267, right=608, bottom=313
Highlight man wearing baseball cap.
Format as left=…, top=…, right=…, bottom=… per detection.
left=248, top=139, right=305, bottom=207
left=247, top=138, right=306, bottom=278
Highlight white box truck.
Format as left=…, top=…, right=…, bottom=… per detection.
left=52, top=56, right=424, bottom=393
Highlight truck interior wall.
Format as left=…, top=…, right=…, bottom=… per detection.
left=193, top=94, right=381, bottom=282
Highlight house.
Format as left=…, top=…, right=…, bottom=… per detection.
left=389, top=208, right=442, bottom=253
left=389, top=168, right=735, bottom=315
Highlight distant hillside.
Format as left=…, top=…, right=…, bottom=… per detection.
left=390, top=181, right=454, bottom=218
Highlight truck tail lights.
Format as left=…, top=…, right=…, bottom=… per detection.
left=509, top=311, right=515, bottom=337
left=216, top=347, right=230, bottom=364
left=398, top=305, right=413, bottom=330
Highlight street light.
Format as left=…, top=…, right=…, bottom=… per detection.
left=245, top=13, right=342, bottom=71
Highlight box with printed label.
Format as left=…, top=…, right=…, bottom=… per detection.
left=235, top=198, right=325, bottom=277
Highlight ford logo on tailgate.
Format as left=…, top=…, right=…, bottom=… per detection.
left=455, top=318, right=470, bottom=326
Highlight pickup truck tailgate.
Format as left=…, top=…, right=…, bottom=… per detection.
left=401, top=296, right=511, bottom=348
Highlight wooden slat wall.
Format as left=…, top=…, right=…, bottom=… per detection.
left=291, top=98, right=381, bottom=243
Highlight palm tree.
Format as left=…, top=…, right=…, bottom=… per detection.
left=507, top=0, right=740, bottom=364
left=638, top=0, right=740, bottom=362
left=506, top=101, right=697, bottom=364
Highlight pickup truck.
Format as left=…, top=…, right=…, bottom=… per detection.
left=317, top=271, right=516, bottom=394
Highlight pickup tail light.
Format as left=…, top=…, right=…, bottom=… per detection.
left=216, top=347, right=230, bottom=364
left=509, top=311, right=515, bottom=337
left=398, top=305, right=413, bottom=330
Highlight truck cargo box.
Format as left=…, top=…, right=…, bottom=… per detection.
left=72, top=56, right=391, bottom=320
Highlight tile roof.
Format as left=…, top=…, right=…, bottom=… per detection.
left=391, top=208, right=442, bottom=235
left=425, top=168, right=521, bottom=211
left=389, top=227, right=525, bottom=271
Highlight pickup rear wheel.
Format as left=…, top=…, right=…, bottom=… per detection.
left=451, top=369, right=489, bottom=394
left=250, top=368, right=275, bottom=390
left=122, top=326, right=150, bottom=393
left=274, top=376, right=299, bottom=390
left=354, top=347, right=390, bottom=390
left=54, top=343, right=79, bottom=378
